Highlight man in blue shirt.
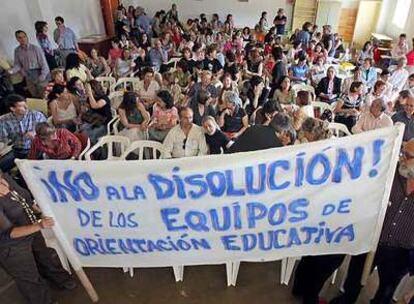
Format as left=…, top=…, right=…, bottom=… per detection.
left=53, top=16, right=79, bottom=63
left=0, top=95, right=46, bottom=172
left=148, top=39, right=168, bottom=71
left=290, top=55, right=309, bottom=83
left=135, top=7, right=153, bottom=38
left=10, top=30, right=50, bottom=98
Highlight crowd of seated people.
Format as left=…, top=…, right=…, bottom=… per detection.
left=1, top=3, right=414, bottom=304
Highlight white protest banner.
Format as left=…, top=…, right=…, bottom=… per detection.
left=17, top=125, right=403, bottom=271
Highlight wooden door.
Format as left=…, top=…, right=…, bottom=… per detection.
left=100, top=0, right=119, bottom=37
left=338, top=8, right=358, bottom=43
left=291, top=0, right=318, bottom=31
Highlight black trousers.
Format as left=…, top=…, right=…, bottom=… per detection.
left=339, top=246, right=410, bottom=304
left=0, top=232, right=71, bottom=304
left=292, top=254, right=345, bottom=304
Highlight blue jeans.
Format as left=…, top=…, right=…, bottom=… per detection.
left=0, top=149, right=29, bottom=172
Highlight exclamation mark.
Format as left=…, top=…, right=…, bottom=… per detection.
left=369, top=139, right=385, bottom=177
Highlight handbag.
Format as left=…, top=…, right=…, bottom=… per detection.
left=81, top=110, right=106, bottom=127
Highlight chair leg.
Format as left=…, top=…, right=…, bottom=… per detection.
left=226, top=262, right=233, bottom=287
left=231, top=261, right=240, bottom=286
left=173, top=265, right=184, bottom=282
left=283, top=257, right=299, bottom=285
left=331, top=269, right=338, bottom=284
left=280, top=258, right=287, bottom=284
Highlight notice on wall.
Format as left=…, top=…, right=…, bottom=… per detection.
left=17, top=125, right=403, bottom=268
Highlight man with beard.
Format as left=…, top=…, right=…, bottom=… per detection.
left=328, top=139, right=414, bottom=304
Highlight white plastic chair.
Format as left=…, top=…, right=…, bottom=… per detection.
left=292, top=83, right=315, bottom=96
left=107, top=108, right=119, bottom=135
left=96, top=76, right=116, bottom=94
left=120, top=140, right=166, bottom=160
left=165, top=57, right=181, bottom=69
left=114, top=77, right=141, bottom=91
left=328, top=122, right=352, bottom=137
left=311, top=101, right=333, bottom=117
left=78, top=137, right=91, bottom=160
left=109, top=91, right=124, bottom=110
left=84, top=135, right=130, bottom=160
left=41, top=229, right=71, bottom=273
left=117, top=140, right=184, bottom=282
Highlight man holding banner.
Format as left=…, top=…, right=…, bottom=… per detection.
left=329, top=139, right=414, bottom=304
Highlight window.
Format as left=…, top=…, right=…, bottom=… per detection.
left=392, top=0, right=412, bottom=28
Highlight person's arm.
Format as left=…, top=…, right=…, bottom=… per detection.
left=218, top=109, right=229, bottom=128
left=49, top=100, right=73, bottom=125
left=62, top=129, right=82, bottom=158
left=198, top=130, right=208, bottom=156
left=333, top=99, right=345, bottom=113
left=351, top=114, right=365, bottom=134
left=70, top=28, right=79, bottom=51
left=118, top=108, right=136, bottom=129
left=101, top=57, right=111, bottom=76
left=233, top=115, right=249, bottom=138
left=53, top=28, right=59, bottom=45
left=0, top=119, right=10, bottom=145
left=28, top=137, right=41, bottom=160
left=85, top=84, right=106, bottom=109
left=10, top=217, right=54, bottom=239
left=161, top=128, right=174, bottom=158
left=137, top=102, right=150, bottom=130
left=9, top=48, right=23, bottom=75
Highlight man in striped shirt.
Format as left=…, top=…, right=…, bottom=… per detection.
left=330, top=140, right=414, bottom=304
left=0, top=95, right=46, bottom=172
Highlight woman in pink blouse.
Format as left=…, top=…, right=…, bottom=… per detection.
left=148, top=90, right=178, bottom=142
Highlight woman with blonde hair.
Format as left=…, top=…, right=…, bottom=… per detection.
left=202, top=116, right=233, bottom=154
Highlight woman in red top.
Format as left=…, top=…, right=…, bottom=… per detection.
left=107, top=38, right=123, bottom=68
left=29, top=123, right=82, bottom=160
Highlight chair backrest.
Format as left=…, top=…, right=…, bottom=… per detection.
left=109, top=91, right=124, bottom=110
left=292, top=83, right=315, bottom=95
left=120, top=140, right=166, bottom=160
left=328, top=122, right=351, bottom=137
left=96, top=76, right=116, bottom=94
left=311, top=101, right=332, bottom=113
left=115, top=77, right=141, bottom=91
left=26, top=98, right=48, bottom=115
left=75, top=133, right=91, bottom=160
left=85, top=135, right=130, bottom=160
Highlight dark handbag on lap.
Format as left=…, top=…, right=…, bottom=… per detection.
left=81, top=111, right=106, bottom=127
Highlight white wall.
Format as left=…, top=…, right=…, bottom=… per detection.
left=122, top=0, right=293, bottom=29
left=376, top=0, right=414, bottom=48
left=0, top=0, right=105, bottom=61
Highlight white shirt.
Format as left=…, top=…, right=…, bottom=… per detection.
left=352, top=112, right=393, bottom=134
left=163, top=124, right=208, bottom=158
left=135, top=80, right=160, bottom=102
left=389, top=68, right=409, bottom=92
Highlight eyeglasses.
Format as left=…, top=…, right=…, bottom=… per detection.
left=182, top=138, right=187, bottom=150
